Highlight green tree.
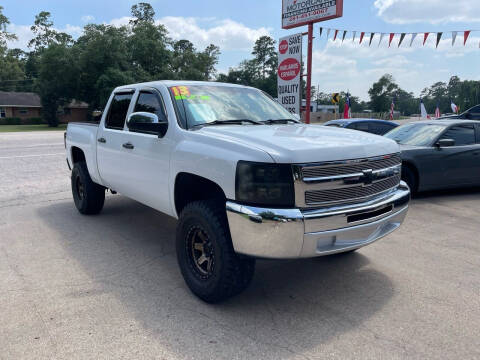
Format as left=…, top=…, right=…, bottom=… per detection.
left=36, top=44, right=78, bottom=126
left=28, top=11, right=72, bottom=52
left=0, top=6, right=17, bottom=50
left=368, top=74, right=399, bottom=112
left=130, top=2, right=155, bottom=25
left=252, top=36, right=277, bottom=80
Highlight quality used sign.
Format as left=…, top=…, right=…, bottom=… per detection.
left=277, top=33, right=302, bottom=115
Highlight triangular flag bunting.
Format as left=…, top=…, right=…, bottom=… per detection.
left=333, top=29, right=339, bottom=41
left=359, top=32, right=365, bottom=44
left=352, top=31, right=356, bottom=42
left=409, top=33, right=417, bottom=47
left=436, top=32, right=443, bottom=48
left=398, top=33, right=406, bottom=47
left=423, top=32, right=429, bottom=45
left=452, top=31, right=457, bottom=46
left=378, top=33, right=385, bottom=47
left=326, top=28, right=331, bottom=39
left=319, top=27, right=323, bottom=37
left=388, top=33, right=395, bottom=47
left=342, top=30, right=347, bottom=42
left=464, top=30, right=471, bottom=45
left=369, top=33, right=375, bottom=46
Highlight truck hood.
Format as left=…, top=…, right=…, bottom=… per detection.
left=197, top=124, right=399, bottom=163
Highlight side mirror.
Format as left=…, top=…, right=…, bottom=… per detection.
left=92, top=110, right=102, bottom=117
left=127, top=112, right=168, bottom=137
left=436, top=138, right=455, bottom=148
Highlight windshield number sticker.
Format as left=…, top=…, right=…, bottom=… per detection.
left=171, top=87, right=210, bottom=101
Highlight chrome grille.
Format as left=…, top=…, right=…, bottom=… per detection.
left=305, top=175, right=401, bottom=205
left=293, top=153, right=402, bottom=207
left=301, top=154, right=401, bottom=179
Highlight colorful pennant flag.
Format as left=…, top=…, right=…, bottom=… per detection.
left=398, top=33, right=406, bottom=47
left=436, top=32, right=443, bottom=48
left=342, top=30, right=347, bottom=42
left=333, top=29, right=339, bottom=41
left=388, top=33, right=395, bottom=47
left=452, top=31, right=457, bottom=46
left=410, top=33, right=417, bottom=47
left=319, top=27, right=323, bottom=37
left=359, top=32, right=365, bottom=44
left=464, top=30, right=471, bottom=45
left=326, top=28, right=331, bottom=40
left=369, top=33, right=375, bottom=46
left=423, top=32, right=430, bottom=46
left=352, top=31, right=356, bottom=42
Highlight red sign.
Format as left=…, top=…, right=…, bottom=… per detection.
left=278, top=58, right=301, bottom=81
left=279, top=40, right=288, bottom=54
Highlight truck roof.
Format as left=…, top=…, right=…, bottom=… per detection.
left=113, top=80, right=252, bottom=92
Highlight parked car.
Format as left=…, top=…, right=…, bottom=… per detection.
left=439, top=104, right=480, bottom=120
left=65, top=81, right=410, bottom=303
left=324, top=118, right=399, bottom=135
left=384, top=119, right=480, bottom=194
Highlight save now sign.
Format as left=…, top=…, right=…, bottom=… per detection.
left=277, top=33, right=302, bottom=115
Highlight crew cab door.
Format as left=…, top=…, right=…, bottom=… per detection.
left=119, top=88, right=174, bottom=215
left=96, top=91, right=134, bottom=193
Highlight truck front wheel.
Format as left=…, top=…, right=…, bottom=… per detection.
left=176, top=200, right=255, bottom=303
left=71, top=162, right=105, bottom=215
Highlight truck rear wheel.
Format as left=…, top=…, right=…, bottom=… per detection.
left=176, top=200, right=255, bottom=303
left=71, top=162, right=105, bottom=215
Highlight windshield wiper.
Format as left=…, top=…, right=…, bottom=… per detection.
left=190, top=119, right=262, bottom=129
left=263, top=118, right=300, bottom=124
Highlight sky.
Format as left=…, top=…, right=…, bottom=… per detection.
left=3, top=0, right=480, bottom=100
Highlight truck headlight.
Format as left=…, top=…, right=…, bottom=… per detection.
left=235, top=161, right=294, bottom=207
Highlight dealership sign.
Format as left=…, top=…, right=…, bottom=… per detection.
left=282, top=0, right=343, bottom=29
left=277, top=33, right=302, bottom=115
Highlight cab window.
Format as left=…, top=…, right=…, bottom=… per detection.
left=134, top=91, right=167, bottom=121
left=440, top=124, right=476, bottom=146
left=349, top=122, right=369, bottom=132
left=105, top=93, right=133, bottom=130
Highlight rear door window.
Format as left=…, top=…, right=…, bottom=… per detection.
left=105, top=93, right=133, bottom=130
left=440, top=124, right=476, bottom=146
left=349, top=122, right=369, bottom=132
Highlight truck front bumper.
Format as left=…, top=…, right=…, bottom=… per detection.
left=226, top=181, right=410, bottom=259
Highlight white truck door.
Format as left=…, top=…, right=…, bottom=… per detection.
left=96, top=91, right=135, bottom=193
left=119, top=88, right=174, bottom=215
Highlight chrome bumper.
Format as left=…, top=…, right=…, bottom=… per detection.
left=226, top=181, right=410, bottom=259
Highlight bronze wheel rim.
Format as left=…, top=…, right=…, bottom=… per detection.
left=187, top=226, right=215, bottom=279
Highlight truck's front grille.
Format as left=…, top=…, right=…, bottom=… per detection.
left=293, top=153, right=402, bottom=207
left=301, top=154, right=401, bottom=179
left=305, top=175, right=401, bottom=205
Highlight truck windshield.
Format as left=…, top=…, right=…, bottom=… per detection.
left=384, top=123, right=446, bottom=146
left=169, top=85, right=297, bottom=129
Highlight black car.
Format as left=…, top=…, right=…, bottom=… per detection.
left=439, top=104, right=480, bottom=120
left=384, top=120, right=480, bottom=194
left=324, top=118, right=398, bottom=135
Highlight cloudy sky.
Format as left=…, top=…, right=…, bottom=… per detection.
left=4, top=0, right=480, bottom=100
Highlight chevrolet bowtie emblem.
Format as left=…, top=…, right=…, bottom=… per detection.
left=362, top=169, right=374, bottom=186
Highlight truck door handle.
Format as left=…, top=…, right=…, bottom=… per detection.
left=122, top=142, right=134, bottom=149
left=97, top=137, right=106, bottom=143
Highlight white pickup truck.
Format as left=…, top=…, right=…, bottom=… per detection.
left=65, top=81, right=410, bottom=302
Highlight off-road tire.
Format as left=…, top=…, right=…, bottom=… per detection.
left=176, top=200, right=255, bottom=303
left=71, top=161, right=105, bottom=215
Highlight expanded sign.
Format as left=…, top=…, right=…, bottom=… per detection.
left=277, top=33, right=302, bottom=115
left=282, top=0, right=343, bottom=29
left=332, top=93, right=339, bottom=104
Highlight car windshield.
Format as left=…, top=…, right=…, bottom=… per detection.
left=169, top=85, right=297, bottom=128
left=325, top=123, right=343, bottom=127
left=384, top=123, right=447, bottom=146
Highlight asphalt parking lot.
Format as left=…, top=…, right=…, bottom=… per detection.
left=1, top=131, right=479, bottom=359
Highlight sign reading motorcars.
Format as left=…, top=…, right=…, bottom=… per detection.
left=277, top=33, right=302, bottom=115
left=282, top=0, right=344, bottom=29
